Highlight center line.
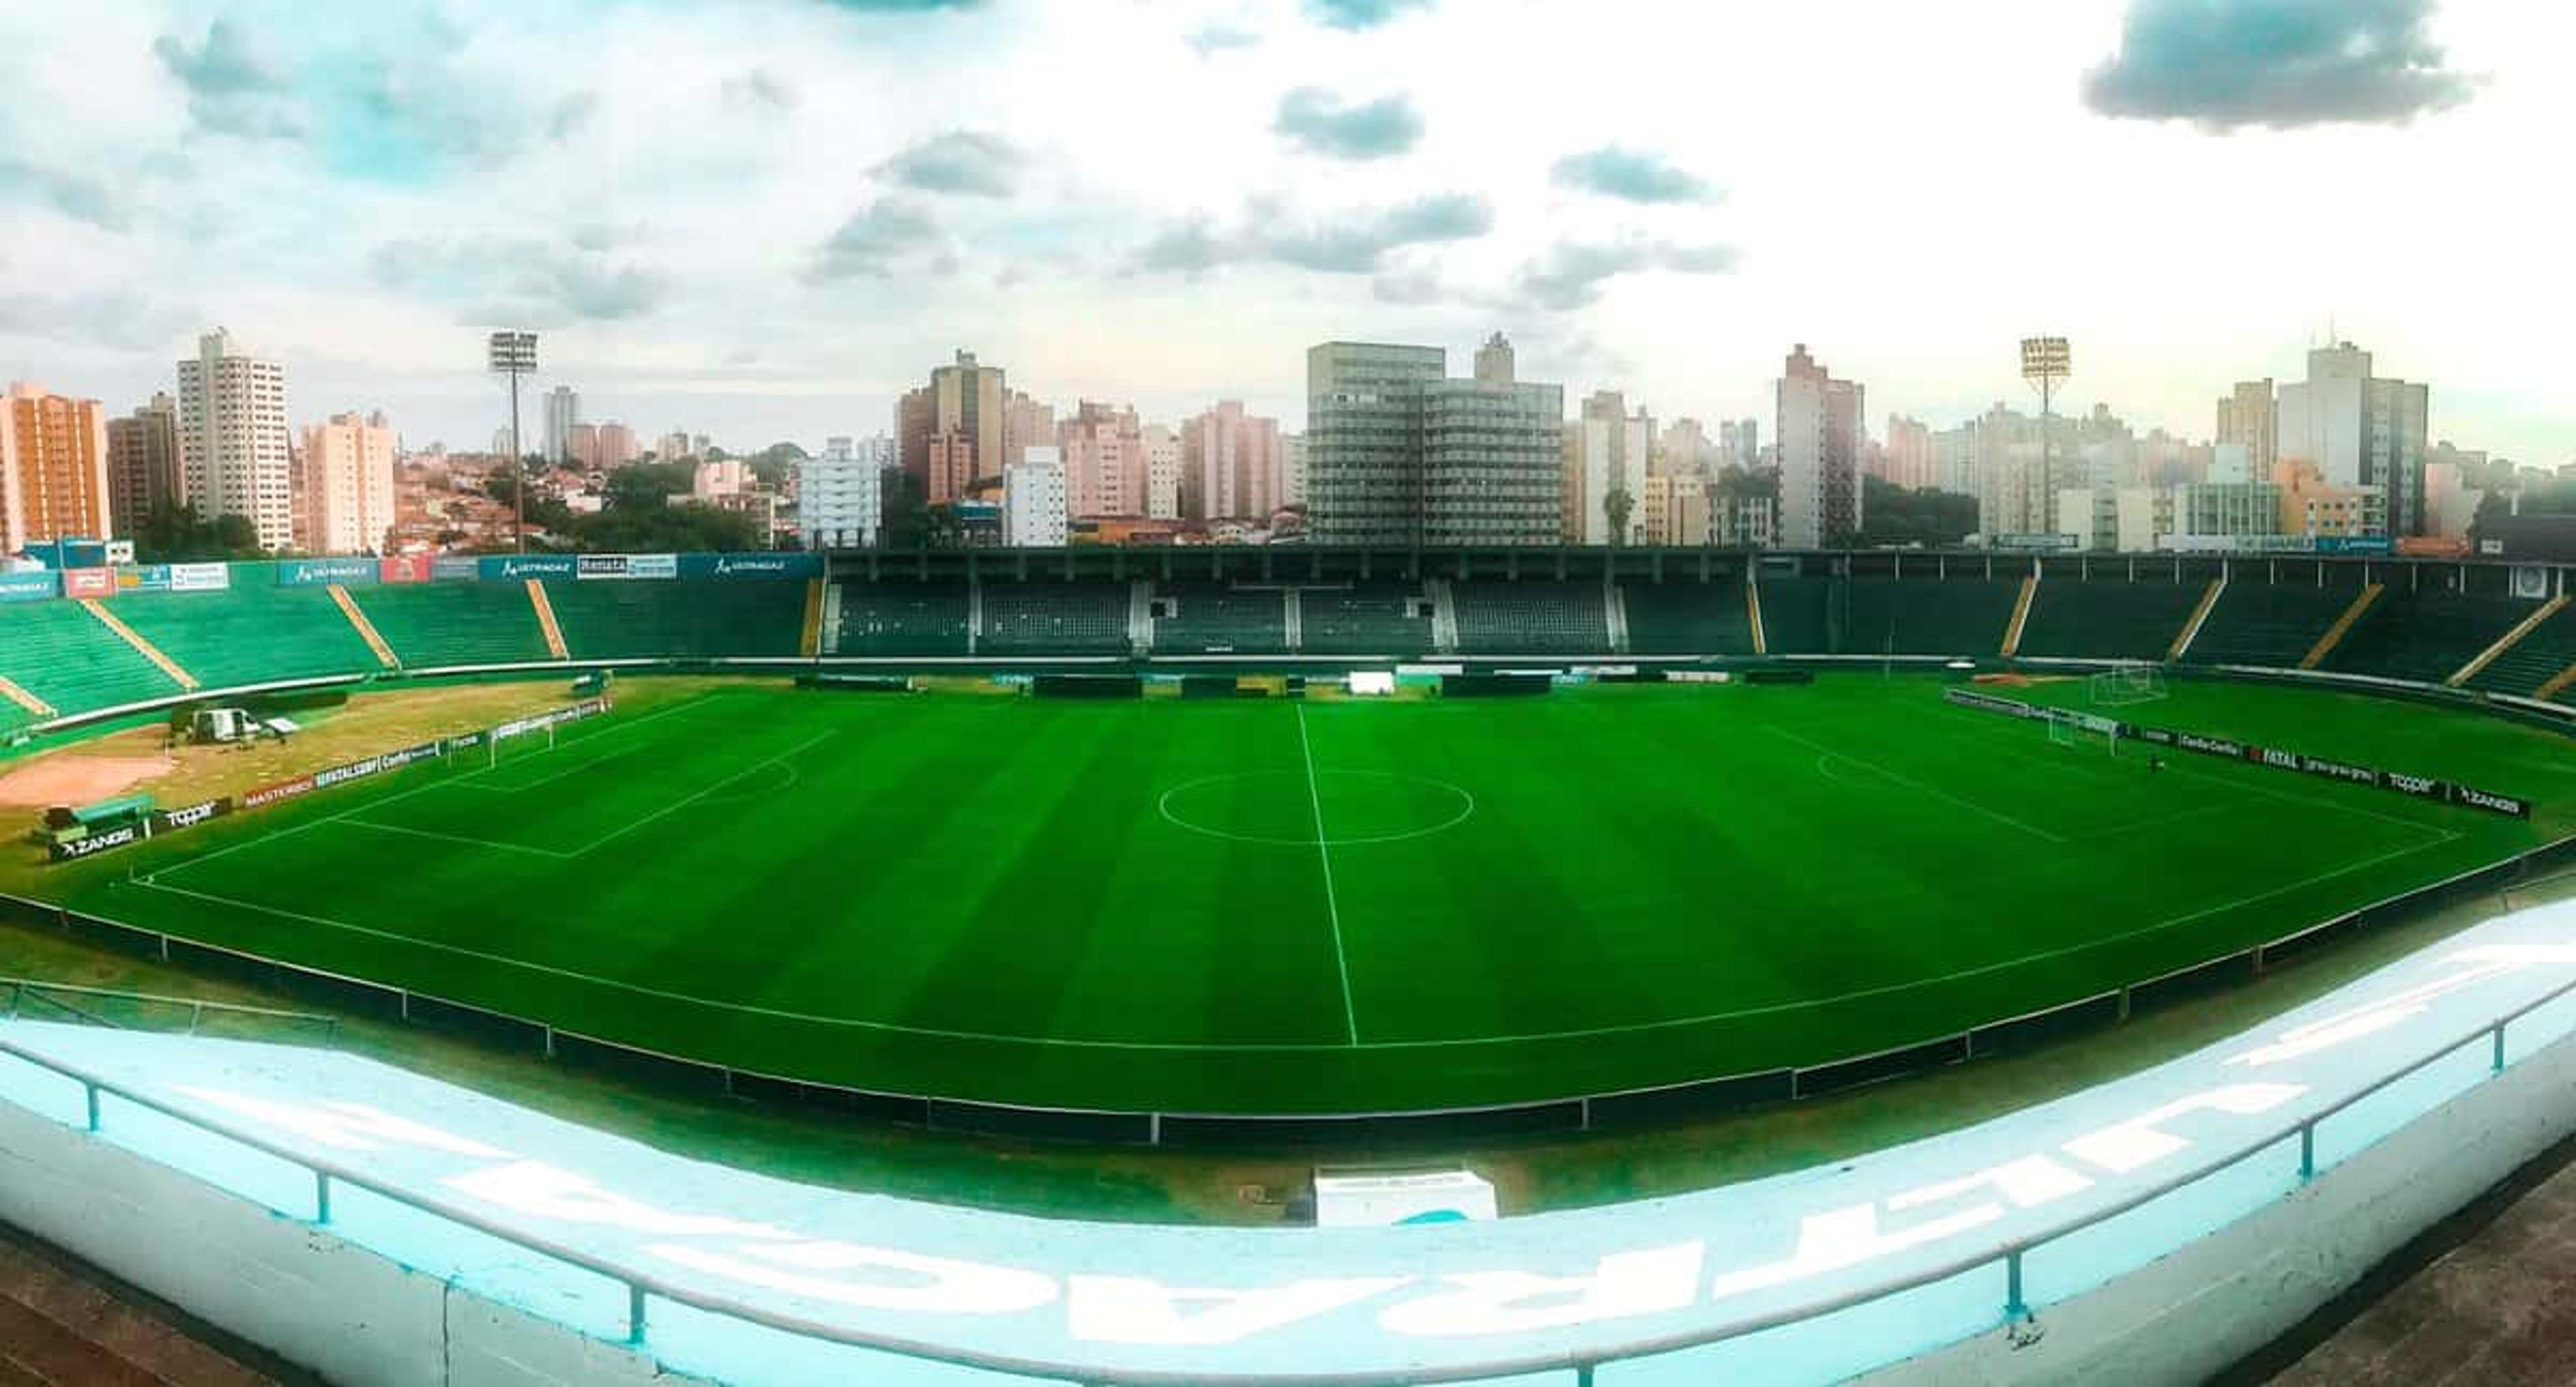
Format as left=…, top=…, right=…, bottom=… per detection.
left=1297, top=702, right=1360, bottom=1045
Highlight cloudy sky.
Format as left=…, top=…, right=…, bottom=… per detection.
left=1, top=0, right=2569, bottom=463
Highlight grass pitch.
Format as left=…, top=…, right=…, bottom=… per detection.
left=51, top=674, right=2565, bottom=1114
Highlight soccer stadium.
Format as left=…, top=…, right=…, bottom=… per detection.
left=3, top=546, right=2575, bottom=1382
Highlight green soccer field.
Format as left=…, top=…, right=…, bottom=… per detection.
left=52, top=674, right=2571, bottom=1115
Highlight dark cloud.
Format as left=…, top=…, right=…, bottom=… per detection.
left=2084, top=0, right=2475, bottom=130
left=0, top=159, right=133, bottom=232
left=723, top=68, right=800, bottom=113
left=1131, top=194, right=1491, bottom=277
left=1273, top=88, right=1424, bottom=160
left=1301, top=0, right=1434, bottom=31
left=1185, top=24, right=1260, bottom=56
left=1513, top=237, right=1739, bottom=311
left=1370, top=264, right=1448, bottom=306
left=152, top=17, right=303, bottom=139
left=372, top=236, right=668, bottom=322
left=876, top=130, right=1024, bottom=198
left=804, top=199, right=944, bottom=280
left=1551, top=146, right=1714, bottom=205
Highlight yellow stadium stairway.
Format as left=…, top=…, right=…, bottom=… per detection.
left=0, top=675, right=55, bottom=721
left=2169, top=577, right=2226, bottom=662
left=329, top=584, right=400, bottom=669
left=525, top=580, right=570, bottom=660
left=2000, top=572, right=2038, bottom=657
left=1746, top=579, right=1766, bottom=656
left=2301, top=584, right=2383, bottom=670
left=2536, top=662, right=2576, bottom=704
left=80, top=599, right=199, bottom=692
left=798, top=577, right=826, bottom=658
left=2449, top=594, right=2569, bottom=688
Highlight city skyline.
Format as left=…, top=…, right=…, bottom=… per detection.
left=1, top=1, right=2568, bottom=464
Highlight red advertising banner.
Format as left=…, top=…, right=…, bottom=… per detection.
left=379, top=554, right=435, bottom=584
left=238, top=774, right=317, bottom=811
left=61, top=568, right=113, bottom=599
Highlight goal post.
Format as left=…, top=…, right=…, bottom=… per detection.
left=2047, top=707, right=2125, bottom=756
left=2088, top=661, right=2167, bottom=707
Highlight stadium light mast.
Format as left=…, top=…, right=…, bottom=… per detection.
left=488, top=331, right=539, bottom=553
left=2020, top=336, right=2071, bottom=540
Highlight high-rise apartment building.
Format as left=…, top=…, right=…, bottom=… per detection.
left=105, top=393, right=180, bottom=540
left=1774, top=344, right=1862, bottom=548
left=2275, top=343, right=2427, bottom=536
left=176, top=328, right=292, bottom=550
left=1142, top=425, right=1181, bottom=521
left=1307, top=336, right=1562, bottom=546
left=543, top=387, right=580, bottom=465
left=1882, top=415, right=1935, bottom=491
left=2216, top=380, right=2275, bottom=478
left=1003, top=391, right=1056, bottom=469
left=1, top=382, right=113, bottom=554
left=1568, top=391, right=1652, bottom=544
left=1180, top=401, right=1285, bottom=522
left=657, top=431, right=694, bottom=462
left=1659, top=418, right=1714, bottom=479
left=299, top=411, right=398, bottom=555
left=1059, top=401, right=1146, bottom=519
left=1281, top=434, right=1307, bottom=508
left=1003, top=447, right=1068, bottom=547
left=802, top=437, right=885, bottom=548
left=899, top=350, right=1008, bottom=504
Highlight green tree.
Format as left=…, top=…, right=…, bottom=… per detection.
left=1854, top=475, right=1979, bottom=548
left=1603, top=487, right=1635, bottom=546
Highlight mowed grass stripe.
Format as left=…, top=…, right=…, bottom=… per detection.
left=62, top=676, right=2559, bottom=1113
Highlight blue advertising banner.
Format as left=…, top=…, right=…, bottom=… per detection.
left=433, top=556, right=482, bottom=582
left=2314, top=536, right=2395, bottom=556
left=478, top=554, right=579, bottom=581
left=676, top=551, right=822, bottom=580
left=274, top=558, right=379, bottom=587
left=0, top=571, right=59, bottom=603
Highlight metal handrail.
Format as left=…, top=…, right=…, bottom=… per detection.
left=2, top=978, right=340, bottom=1033
left=6, top=961, right=2575, bottom=1386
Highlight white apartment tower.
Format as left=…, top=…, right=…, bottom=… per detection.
left=801, top=436, right=885, bottom=548
left=1004, top=447, right=1069, bottom=547
left=1774, top=344, right=1863, bottom=548
left=543, top=387, right=580, bottom=465
left=176, top=328, right=293, bottom=550
left=299, top=410, right=398, bottom=554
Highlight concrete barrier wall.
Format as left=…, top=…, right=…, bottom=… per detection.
left=1875, top=1017, right=2576, bottom=1384
left=0, top=1094, right=681, bottom=1386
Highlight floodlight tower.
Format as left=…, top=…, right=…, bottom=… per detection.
left=2020, top=336, right=2070, bottom=534
left=488, top=331, right=539, bottom=552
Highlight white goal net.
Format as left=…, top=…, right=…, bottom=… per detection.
left=2087, top=662, right=2167, bottom=707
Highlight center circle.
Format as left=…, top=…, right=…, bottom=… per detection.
left=1158, top=770, right=1476, bottom=847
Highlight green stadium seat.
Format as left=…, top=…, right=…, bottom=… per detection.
left=107, top=586, right=378, bottom=688
left=0, top=601, right=182, bottom=717
left=2325, top=589, right=2542, bottom=686
left=2015, top=578, right=2204, bottom=662
left=1296, top=583, right=1431, bottom=656
left=544, top=581, right=805, bottom=660
left=832, top=581, right=971, bottom=656
left=2467, top=601, right=2576, bottom=699
left=1756, top=576, right=1834, bottom=655
left=1154, top=584, right=1288, bottom=654
left=1839, top=577, right=2021, bottom=657
left=2184, top=583, right=2353, bottom=668
left=353, top=582, right=555, bottom=668
left=979, top=583, right=1131, bottom=655
left=1452, top=582, right=1610, bottom=654
left=1621, top=579, right=1756, bottom=656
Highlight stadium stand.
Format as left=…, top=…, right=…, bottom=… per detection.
left=829, top=580, right=971, bottom=656
left=2468, top=601, right=2576, bottom=699
left=543, top=581, right=806, bottom=661
left=1152, top=583, right=1289, bottom=654
left=1840, top=577, right=2022, bottom=657
left=2015, top=578, right=2206, bottom=662
left=107, top=586, right=377, bottom=688
left=2182, top=583, right=2355, bottom=668
left=1295, top=583, right=1432, bottom=656
left=1451, top=581, right=1611, bottom=654
left=1620, top=578, right=1757, bottom=655
left=0, top=601, right=180, bottom=718
left=979, top=582, right=1132, bottom=655
left=351, top=582, right=555, bottom=668
left=2322, top=588, right=2543, bottom=686
left=1756, top=576, right=1834, bottom=655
